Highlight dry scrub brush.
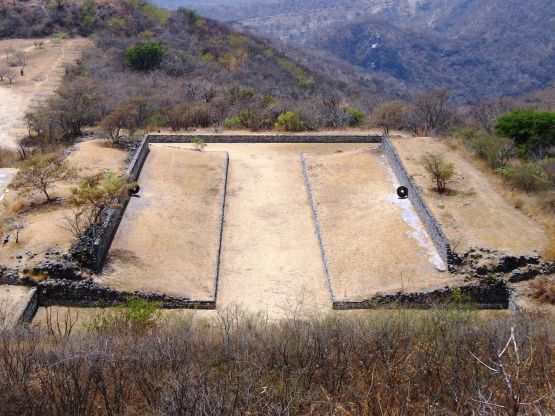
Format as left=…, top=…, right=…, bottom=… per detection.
left=0, top=308, right=553, bottom=415
left=530, top=276, right=555, bottom=304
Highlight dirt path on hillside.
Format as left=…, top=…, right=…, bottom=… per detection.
left=305, top=149, right=456, bottom=300
left=100, top=146, right=228, bottom=300
left=0, top=38, right=89, bottom=149
left=392, top=136, right=547, bottom=255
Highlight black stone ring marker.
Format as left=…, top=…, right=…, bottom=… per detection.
left=397, top=186, right=408, bottom=199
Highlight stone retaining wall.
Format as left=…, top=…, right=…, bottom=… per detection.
left=212, top=153, right=229, bottom=302
left=334, top=282, right=511, bottom=310
left=381, top=136, right=455, bottom=270
left=17, top=289, right=38, bottom=325
left=148, top=134, right=384, bottom=144
left=37, top=280, right=215, bottom=309
left=82, top=135, right=150, bottom=273
left=300, top=153, right=336, bottom=303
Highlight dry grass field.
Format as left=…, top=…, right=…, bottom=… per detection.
left=391, top=135, right=547, bottom=255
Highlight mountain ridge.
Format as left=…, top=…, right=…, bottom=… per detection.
left=173, top=0, right=555, bottom=102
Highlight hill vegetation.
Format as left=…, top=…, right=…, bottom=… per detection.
left=1, top=307, right=554, bottom=415
left=189, top=0, right=555, bottom=102
left=2, top=0, right=392, bottom=143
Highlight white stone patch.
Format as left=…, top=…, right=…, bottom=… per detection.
left=379, top=155, right=446, bottom=271
left=0, top=172, right=11, bottom=202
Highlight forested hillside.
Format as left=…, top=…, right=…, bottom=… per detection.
left=0, top=0, right=393, bottom=136
left=186, top=0, right=555, bottom=102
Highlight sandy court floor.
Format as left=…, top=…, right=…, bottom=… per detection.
left=167, top=143, right=378, bottom=316
left=101, top=146, right=228, bottom=300
left=391, top=136, right=547, bottom=255
left=0, top=285, right=35, bottom=329
left=0, top=38, right=89, bottom=149
left=305, top=149, right=454, bottom=301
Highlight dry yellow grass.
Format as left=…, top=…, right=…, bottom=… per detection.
left=530, top=276, right=555, bottom=304
left=441, top=134, right=555, bottom=260
left=0, top=148, right=18, bottom=168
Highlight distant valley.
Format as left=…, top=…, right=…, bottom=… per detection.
left=159, top=0, right=555, bottom=102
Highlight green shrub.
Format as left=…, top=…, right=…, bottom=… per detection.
left=192, top=137, right=207, bottom=151
left=223, top=109, right=261, bottom=130
left=497, top=162, right=551, bottom=192
left=223, top=114, right=243, bottom=130
left=85, top=298, right=161, bottom=333
left=346, top=107, right=365, bottom=126
left=118, top=297, right=161, bottom=327
left=495, top=109, right=555, bottom=158
left=124, top=42, right=166, bottom=71
left=421, top=153, right=455, bottom=194
left=177, top=7, right=203, bottom=29
left=275, top=111, right=304, bottom=132
left=471, top=135, right=515, bottom=169
left=542, top=159, right=555, bottom=185
left=230, top=86, right=256, bottom=104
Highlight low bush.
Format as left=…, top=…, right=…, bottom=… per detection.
left=275, top=111, right=304, bottom=132
left=471, top=134, right=516, bottom=169
left=542, top=158, right=555, bottom=185
left=530, top=276, right=555, bottom=304
left=124, top=42, right=166, bottom=71
left=346, top=107, right=365, bottom=126
left=0, top=147, right=18, bottom=168
left=421, top=152, right=455, bottom=193
left=498, top=162, right=551, bottom=192
left=0, top=310, right=553, bottom=414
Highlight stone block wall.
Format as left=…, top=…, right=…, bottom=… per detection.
left=148, top=134, right=384, bottom=144
left=88, top=135, right=150, bottom=272
left=37, top=280, right=215, bottom=309
left=381, top=136, right=455, bottom=270
left=300, top=153, right=336, bottom=303
left=211, top=153, right=229, bottom=302
left=16, top=289, right=38, bottom=326
left=333, top=282, right=511, bottom=310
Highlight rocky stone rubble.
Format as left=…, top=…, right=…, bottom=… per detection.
left=453, top=247, right=555, bottom=283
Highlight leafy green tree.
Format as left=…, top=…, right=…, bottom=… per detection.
left=124, top=42, right=166, bottom=71
left=275, top=111, right=304, bottom=132
left=495, top=109, right=555, bottom=159
left=346, top=107, right=365, bottom=127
